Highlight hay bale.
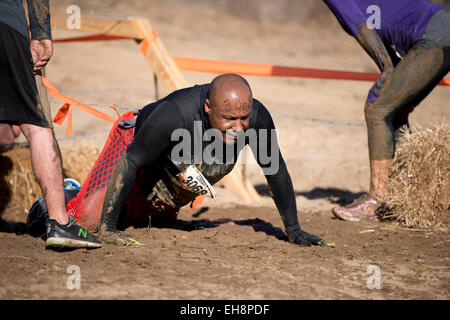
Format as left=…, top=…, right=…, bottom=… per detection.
left=0, top=139, right=102, bottom=221
left=386, top=122, right=450, bottom=231
left=59, top=139, right=103, bottom=185
left=0, top=146, right=40, bottom=222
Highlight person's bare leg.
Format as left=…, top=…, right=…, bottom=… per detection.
left=0, top=124, right=17, bottom=152
left=20, top=123, right=68, bottom=225
left=11, top=125, right=21, bottom=138
left=369, top=159, right=392, bottom=202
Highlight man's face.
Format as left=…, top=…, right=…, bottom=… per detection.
left=205, top=88, right=252, bottom=144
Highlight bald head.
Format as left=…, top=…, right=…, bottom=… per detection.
left=205, top=74, right=253, bottom=144
left=208, top=73, right=252, bottom=106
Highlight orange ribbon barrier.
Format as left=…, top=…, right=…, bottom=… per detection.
left=172, top=56, right=450, bottom=86
left=52, top=103, right=73, bottom=136
left=53, top=34, right=450, bottom=86
left=53, top=34, right=132, bottom=43
left=138, top=29, right=159, bottom=57
left=42, top=76, right=117, bottom=136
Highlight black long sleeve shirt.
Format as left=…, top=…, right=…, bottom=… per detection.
left=101, top=84, right=300, bottom=235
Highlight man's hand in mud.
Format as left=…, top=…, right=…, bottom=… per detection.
left=100, top=229, right=144, bottom=246
left=287, top=228, right=331, bottom=247
left=30, top=39, right=53, bottom=73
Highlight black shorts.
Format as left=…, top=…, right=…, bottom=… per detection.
left=0, top=21, right=52, bottom=128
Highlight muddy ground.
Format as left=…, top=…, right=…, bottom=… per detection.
left=1, top=206, right=448, bottom=300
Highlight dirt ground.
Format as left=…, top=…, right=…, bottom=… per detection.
left=1, top=206, right=449, bottom=299
left=1, top=0, right=449, bottom=300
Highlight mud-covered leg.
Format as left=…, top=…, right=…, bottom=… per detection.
left=333, top=45, right=449, bottom=221
left=99, top=152, right=143, bottom=246
left=366, top=46, right=448, bottom=199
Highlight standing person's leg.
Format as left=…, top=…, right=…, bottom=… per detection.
left=368, top=9, right=450, bottom=206
left=0, top=22, right=100, bottom=248
left=333, top=9, right=450, bottom=222
left=23, top=122, right=101, bottom=248
left=20, top=123, right=67, bottom=224
left=333, top=44, right=450, bottom=221
left=0, top=124, right=19, bottom=152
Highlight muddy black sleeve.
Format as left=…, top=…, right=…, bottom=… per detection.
left=101, top=102, right=184, bottom=231
left=266, top=153, right=300, bottom=236
left=27, top=0, right=52, bottom=40
left=250, top=103, right=300, bottom=236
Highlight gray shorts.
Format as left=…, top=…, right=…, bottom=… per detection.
left=420, top=9, right=450, bottom=49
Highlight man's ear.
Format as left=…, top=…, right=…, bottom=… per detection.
left=204, top=98, right=211, bottom=114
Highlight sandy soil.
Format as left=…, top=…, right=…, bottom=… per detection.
left=1, top=0, right=449, bottom=300
left=1, top=206, right=449, bottom=299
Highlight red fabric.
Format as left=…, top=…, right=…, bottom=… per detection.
left=66, top=111, right=136, bottom=230
left=66, top=110, right=181, bottom=230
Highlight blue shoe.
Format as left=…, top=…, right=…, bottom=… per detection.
left=26, top=178, right=82, bottom=238
left=63, top=178, right=81, bottom=205
left=26, top=196, right=48, bottom=237
left=64, top=178, right=81, bottom=191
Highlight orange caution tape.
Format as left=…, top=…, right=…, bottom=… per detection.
left=52, top=32, right=450, bottom=85
left=52, top=102, right=73, bottom=136
left=139, top=30, right=159, bottom=57
left=53, top=34, right=132, bottom=43
left=172, top=56, right=450, bottom=86
left=52, top=102, right=70, bottom=125
left=52, top=32, right=158, bottom=57
left=42, top=76, right=117, bottom=137
left=52, top=34, right=449, bottom=86
left=66, top=104, right=73, bottom=137
left=140, top=38, right=150, bottom=57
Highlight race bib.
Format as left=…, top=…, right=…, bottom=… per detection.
left=177, top=165, right=218, bottom=199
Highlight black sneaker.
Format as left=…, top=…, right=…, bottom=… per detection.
left=46, top=215, right=102, bottom=249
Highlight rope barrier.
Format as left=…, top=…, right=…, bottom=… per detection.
left=38, top=31, right=448, bottom=138
left=272, top=112, right=364, bottom=127
left=48, top=93, right=364, bottom=128
left=58, top=87, right=155, bottom=95
left=42, top=76, right=117, bottom=136
left=40, top=78, right=366, bottom=136
left=1, top=131, right=110, bottom=149
left=53, top=34, right=450, bottom=86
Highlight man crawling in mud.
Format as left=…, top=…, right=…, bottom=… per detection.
left=324, top=0, right=450, bottom=221
left=29, top=73, right=328, bottom=247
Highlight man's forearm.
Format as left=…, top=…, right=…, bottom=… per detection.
left=265, top=159, right=300, bottom=234
left=27, top=0, right=52, bottom=40
left=356, top=23, right=392, bottom=72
